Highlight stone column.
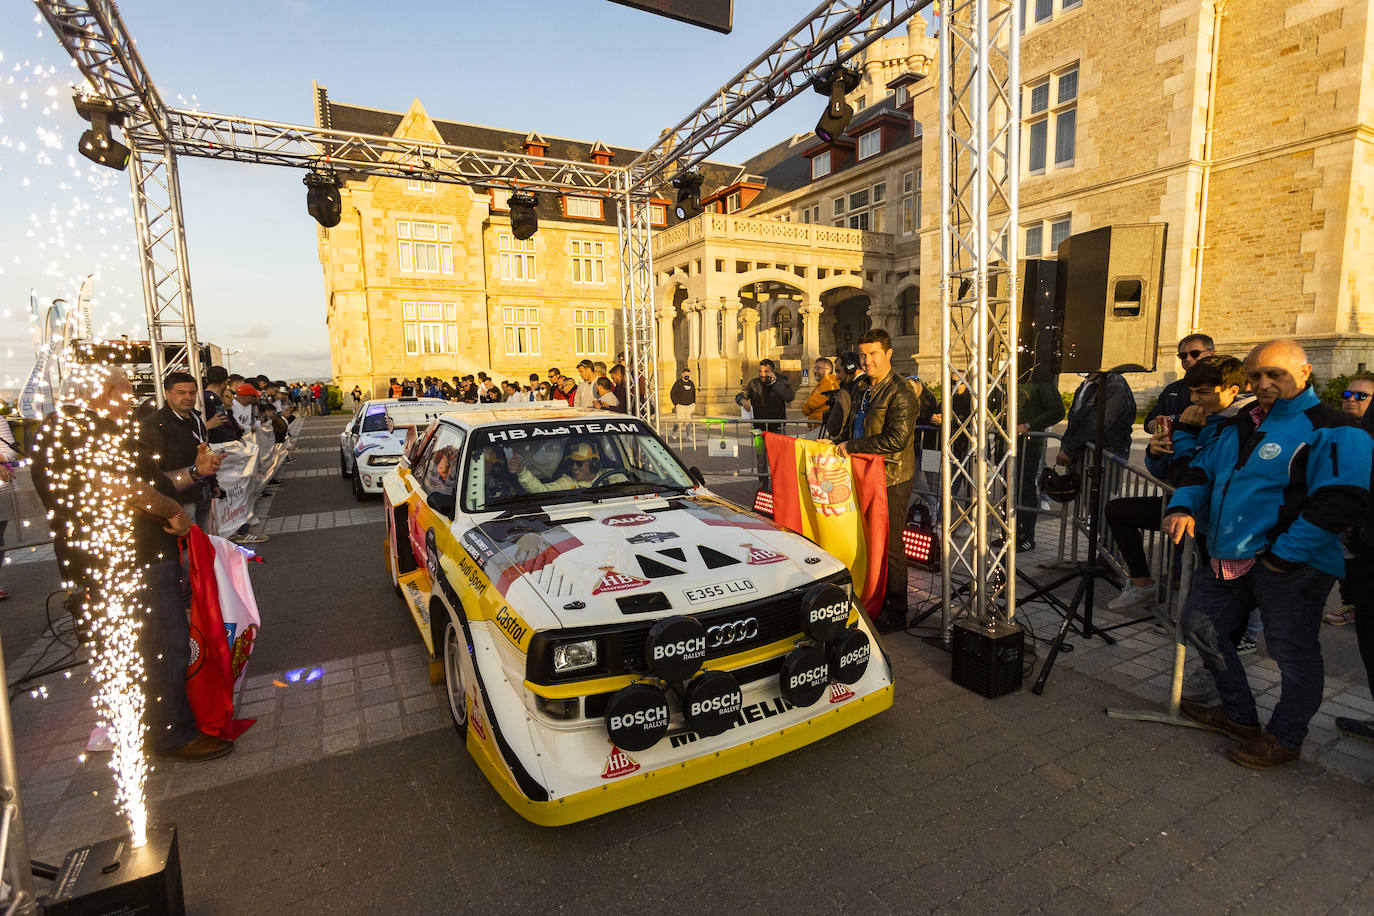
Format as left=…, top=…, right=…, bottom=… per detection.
left=722, top=299, right=741, bottom=358
left=700, top=298, right=722, bottom=359
left=800, top=303, right=823, bottom=363
left=740, top=307, right=760, bottom=363
left=656, top=305, right=677, bottom=366
left=685, top=299, right=702, bottom=360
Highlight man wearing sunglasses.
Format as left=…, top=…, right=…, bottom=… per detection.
left=1339, top=375, right=1374, bottom=419
left=1325, top=374, right=1374, bottom=629
left=1333, top=373, right=1374, bottom=745
left=1143, top=334, right=1215, bottom=438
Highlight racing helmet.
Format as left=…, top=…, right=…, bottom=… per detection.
left=1039, top=466, right=1081, bottom=504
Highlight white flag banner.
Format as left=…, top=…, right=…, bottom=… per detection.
left=207, top=534, right=263, bottom=692
left=210, top=438, right=261, bottom=534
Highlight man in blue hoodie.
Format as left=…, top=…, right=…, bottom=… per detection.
left=1165, top=340, right=1371, bottom=768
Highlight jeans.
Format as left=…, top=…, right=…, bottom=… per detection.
left=884, top=477, right=915, bottom=616
left=1016, top=436, right=1046, bottom=541
left=1343, top=542, right=1374, bottom=702
left=141, top=558, right=201, bottom=753
left=1183, top=561, right=1333, bottom=749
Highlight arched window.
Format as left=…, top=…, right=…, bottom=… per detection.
left=772, top=305, right=794, bottom=346
left=899, top=287, right=920, bottom=343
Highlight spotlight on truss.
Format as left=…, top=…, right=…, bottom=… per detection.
left=304, top=171, right=343, bottom=228
left=812, top=66, right=863, bottom=143
left=507, top=191, right=539, bottom=240
left=672, top=171, right=703, bottom=220
left=73, top=96, right=131, bottom=171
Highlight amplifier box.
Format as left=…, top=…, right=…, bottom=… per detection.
left=951, top=618, right=1025, bottom=698
left=42, top=823, right=185, bottom=916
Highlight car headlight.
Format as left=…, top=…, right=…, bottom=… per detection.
left=552, top=639, right=598, bottom=673
left=367, top=454, right=400, bottom=466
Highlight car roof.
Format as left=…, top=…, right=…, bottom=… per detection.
left=361, top=397, right=449, bottom=408
left=434, top=405, right=638, bottom=431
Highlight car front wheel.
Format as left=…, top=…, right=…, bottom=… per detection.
left=443, top=616, right=471, bottom=739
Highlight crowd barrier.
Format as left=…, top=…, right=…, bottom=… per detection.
left=208, top=419, right=300, bottom=535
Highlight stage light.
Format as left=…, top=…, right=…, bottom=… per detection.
left=672, top=171, right=703, bottom=220
left=304, top=172, right=343, bottom=228
left=73, top=96, right=131, bottom=171
left=903, top=503, right=941, bottom=570
left=507, top=191, right=539, bottom=240
left=812, top=66, right=862, bottom=143
left=752, top=488, right=774, bottom=518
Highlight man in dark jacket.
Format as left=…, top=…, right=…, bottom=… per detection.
left=141, top=371, right=219, bottom=530
left=669, top=368, right=697, bottom=437
left=1165, top=339, right=1370, bottom=768
left=741, top=359, right=794, bottom=481
left=1144, top=333, right=1215, bottom=435
left=836, top=329, right=918, bottom=633
left=1016, top=379, right=1067, bottom=549
left=1056, top=371, right=1136, bottom=467
left=1332, top=386, right=1374, bottom=745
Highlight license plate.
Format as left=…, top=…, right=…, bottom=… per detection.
left=683, top=578, right=756, bottom=604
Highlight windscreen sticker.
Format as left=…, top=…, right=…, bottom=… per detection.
left=481, top=420, right=644, bottom=443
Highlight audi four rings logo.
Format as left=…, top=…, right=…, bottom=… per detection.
left=707, top=617, right=760, bottom=648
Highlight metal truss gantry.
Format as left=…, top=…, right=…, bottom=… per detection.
left=938, top=0, right=1020, bottom=629
left=37, top=0, right=1019, bottom=620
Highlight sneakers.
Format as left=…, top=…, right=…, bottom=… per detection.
left=1107, top=582, right=1155, bottom=613
left=1228, top=733, right=1300, bottom=769
left=1235, top=635, right=1258, bottom=655
left=1179, top=700, right=1262, bottom=741
left=230, top=532, right=270, bottom=544
left=871, top=609, right=907, bottom=634
left=1182, top=666, right=1220, bottom=703
left=1323, top=604, right=1356, bottom=626
left=1335, top=717, right=1374, bottom=745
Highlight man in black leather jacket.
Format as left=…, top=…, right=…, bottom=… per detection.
left=836, top=328, right=919, bottom=633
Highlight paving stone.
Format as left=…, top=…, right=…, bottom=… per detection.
left=323, top=729, right=361, bottom=755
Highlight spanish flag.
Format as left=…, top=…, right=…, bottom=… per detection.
left=763, top=433, right=889, bottom=618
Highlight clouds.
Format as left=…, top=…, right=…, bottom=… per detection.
left=237, top=322, right=271, bottom=339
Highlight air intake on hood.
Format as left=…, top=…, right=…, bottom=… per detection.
left=636, top=555, right=684, bottom=578
left=698, top=545, right=740, bottom=569
left=617, top=592, right=673, bottom=615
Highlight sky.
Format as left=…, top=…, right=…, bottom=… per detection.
left=0, top=0, right=863, bottom=387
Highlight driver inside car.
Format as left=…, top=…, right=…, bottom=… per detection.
left=507, top=440, right=616, bottom=493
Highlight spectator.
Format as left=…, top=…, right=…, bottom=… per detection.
left=0, top=414, right=16, bottom=600
left=556, top=375, right=578, bottom=406
left=1325, top=373, right=1374, bottom=626
left=1015, top=376, right=1065, bottom=549
left=350, top=385, right=363, bottom=407
left=907, top=375, right=941, bottom=520
left=548, top=367, right=562, bottom=388
left=592, top=377, right=620, bottom=411
left=802, top=357, right=839, bottom=427
left=1145, top=334, right=1216, bottom=435
left=203, top=366, right=240, bottom=444
left=822, top=352, right=865, bottom=441
left=1334, top=383, right=1374, bottom=743
left=670, top=368, right=697, bottom=437
left=593, top=361, right=608, bottom=379
left=231, top=383, right=261, bottom=436
left=1165, top=339, right=1370, bottom=768
left=1056, top=371, right=1136, bottom=467
left=477, top=373, right=500, bottom=403
left=574, top=359, right=597, bottom=408
left=609, top=365, right=628, bottom=410
left=141, top=371, right=218, bottom=530
left=740, top=359, right=794, bottom=480
left=1108, top=355, right=1248, bottom=613
left=536, top=381, right=553, bottom=401
left=835, top=329, right=918, bottom=633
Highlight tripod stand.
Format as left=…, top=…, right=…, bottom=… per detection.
left=1029, top=371, right=1124, bottom=695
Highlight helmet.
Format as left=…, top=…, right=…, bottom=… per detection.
left=1040, top=466, right=1081, bottom=504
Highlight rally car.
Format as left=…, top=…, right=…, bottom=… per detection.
left=340, top=397, right=450, bottom=500
left=381, top=405, right=893, bottom=826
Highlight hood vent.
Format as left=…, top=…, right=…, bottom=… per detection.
left=698, top=545, right=740, bottom=569
left=656, top=547, right=686, bottom=562
left=617, top=592, right=673, bottom=615
left=636, top=555, right=684, bottom=578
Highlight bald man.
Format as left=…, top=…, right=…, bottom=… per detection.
left=1164, top=339, right=1370, bottom=769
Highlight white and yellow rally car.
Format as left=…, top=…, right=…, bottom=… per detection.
left=382, top=405, right=893, bottom=826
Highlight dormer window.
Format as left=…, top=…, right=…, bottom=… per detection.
left=858, top=130, right=881, bottom=160
left=811, top=150, right=832, bottom=179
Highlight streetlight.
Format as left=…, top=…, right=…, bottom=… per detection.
left=224, top=349, right=243, bottom=372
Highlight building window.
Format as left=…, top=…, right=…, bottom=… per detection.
left=832, top=196, right=845, bottom=217
left=810, top=205, right=820, bottom=223
left=772, top=306, right=794, bottom=346
left=1024, top=215, right=1072, bottom=258
left=1026, top=64, right=1078, bottom=174
left=811, top=151, right=831, bottom=179
left=849, top=189, right=869, bottom=211
left=402, top=301, right=459, bottom=356
left=574, top=308, right=609, bottom=356
left=872, top=182, right=886, bottom=204
left=896, top=85, right=910, bottom=105
left=649, top=203, right=667, bottom=227
left=854, top=95, right=866, bottom=112
left=498, top=233, right=537, bottom=281
left=848, top=212, right=870, bottom=231
left=397, top=220, right=453, bottom=274
left=405, top=178, right=435, bottom=193
left=1022, top=0, right=1081, bottom=30
left=501, top=306, right=540, bottom=356
left=800, top=208, right=811, bottom=224
left=858, top=130, right=881, bottom=160
left=899, top=288, right=919, bottom=343
left=564, top=196, right=604, bottom=219
left=571, top=239, right=605, bottom=284
left=726, top=191, right=741, bottom=213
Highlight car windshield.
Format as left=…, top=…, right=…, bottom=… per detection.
left=460, top=417, right=694, bottom=513
left=360, top=401, right=446, bottom=434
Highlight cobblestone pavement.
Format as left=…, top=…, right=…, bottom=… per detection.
left=1, top=415, right=1371, bottom=914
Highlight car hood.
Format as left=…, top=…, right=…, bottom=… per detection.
left=354, top=429, right=407, bottom=454
left=457, top=491, right=845, bottom=629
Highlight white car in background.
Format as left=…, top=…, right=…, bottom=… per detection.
left=340, top=397, right=450, bottom=500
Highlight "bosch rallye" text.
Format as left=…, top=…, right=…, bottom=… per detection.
left=809, top=601, right=848, bottom=626
left=839, top=645, right=870, bottom=668
left=689, top=694, right=742, bottom=717
left=789, top=665, right=830, bottom=691
left=652, top=637, right=706, bottom=661
left=609, top=707, right=669, bottom=732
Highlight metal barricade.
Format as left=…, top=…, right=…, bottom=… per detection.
left=1, top=466, right=52, bottom=555
left=667, top=417, right=820, bottom=481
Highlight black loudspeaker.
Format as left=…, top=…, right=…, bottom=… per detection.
left=1055, top=224, right=1167, bottom=373
left=950, top=618, right=1025, bottom=698
left=1018, top=258, right=1061, bottom=382
left=43, top=823, right=185, bottom=915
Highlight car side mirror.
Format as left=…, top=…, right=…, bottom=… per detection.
left=426, top=491, right=455, bottom=518
left=688, top=466, right=706, bottom=486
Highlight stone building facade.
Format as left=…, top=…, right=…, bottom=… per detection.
left=318, top=0, right=1374, bottom=410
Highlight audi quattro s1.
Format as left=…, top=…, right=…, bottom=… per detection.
left=381, top=405, right=893, bottom=826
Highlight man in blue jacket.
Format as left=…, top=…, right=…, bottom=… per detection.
left=1165, top=339, right=1371, bottom=768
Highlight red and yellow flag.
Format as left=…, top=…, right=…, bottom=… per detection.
left=764, top=433, right=889, bottom=618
